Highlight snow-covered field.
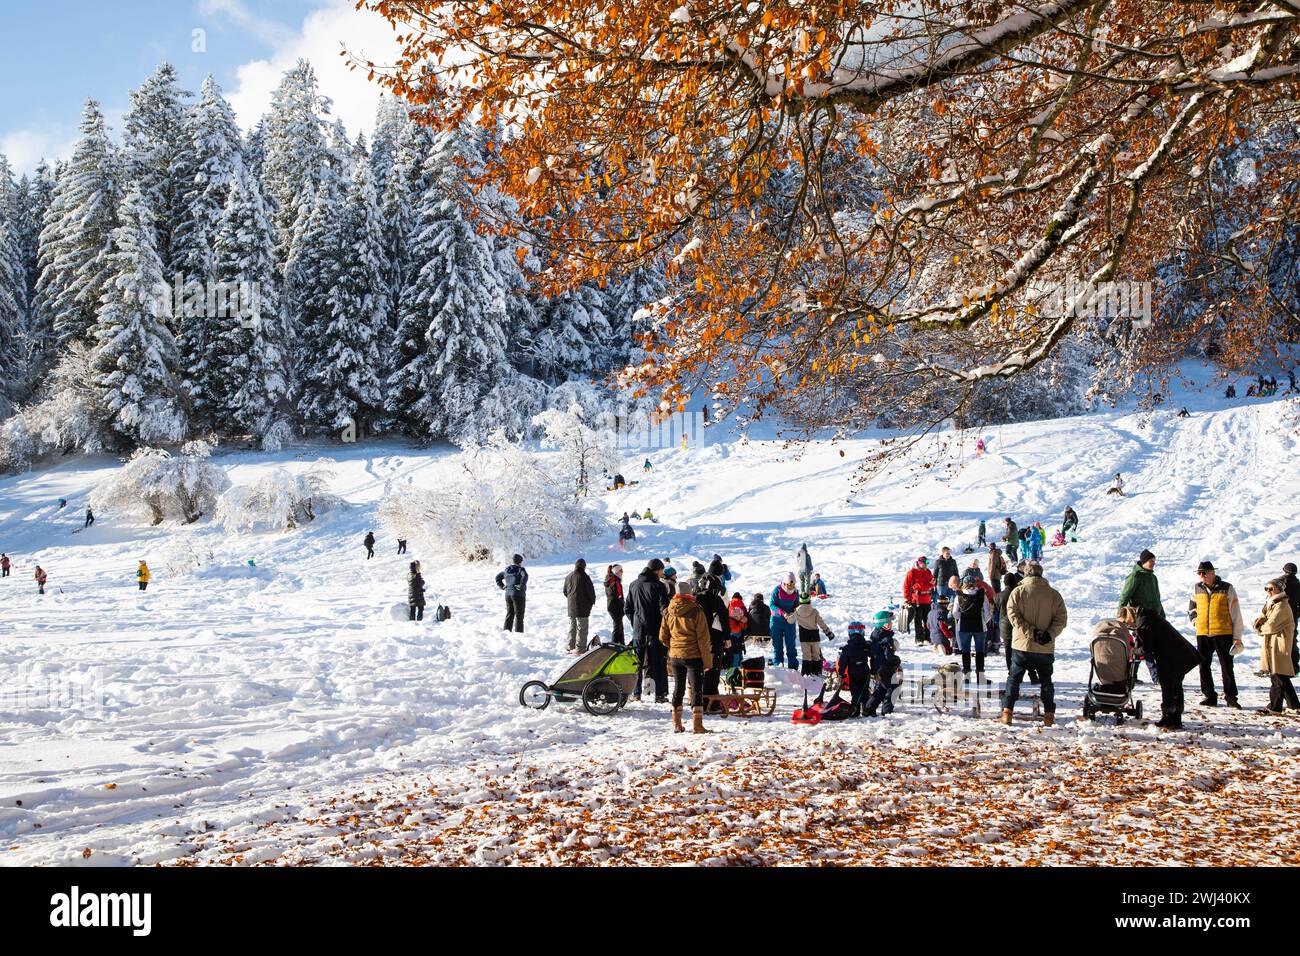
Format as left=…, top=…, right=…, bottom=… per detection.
left=2, top=379, right=1299, bottom=866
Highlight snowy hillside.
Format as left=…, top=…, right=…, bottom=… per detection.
left=2, top=385, right=1300, bottom=866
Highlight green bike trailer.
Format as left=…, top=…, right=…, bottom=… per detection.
left=519, top=642, right=640, bottom=716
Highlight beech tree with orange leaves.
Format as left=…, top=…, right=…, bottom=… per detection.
left=355, top=0, right=1300, bottom=457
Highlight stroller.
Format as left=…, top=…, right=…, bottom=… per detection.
left=1081, top=623, right=1144, bottom=722
left=519, top=642, right=639, bottom=716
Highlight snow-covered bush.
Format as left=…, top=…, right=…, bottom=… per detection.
left=0, top=343, right=111, bottom=472
left=158, top=536, right=215, bottom=578
left=532, top=400, right=623, bottom=497
left=378, top=430, right=605, bottom=562
left=90, top=441, right=230, bottom=525
left=214, top=459, right=342, bottom=533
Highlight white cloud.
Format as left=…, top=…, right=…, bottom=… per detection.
left=196, top=0, right=297, bottom=48
left=221, top=0, right=403, bottom=139
left=1, top=127, right=78, bottom=176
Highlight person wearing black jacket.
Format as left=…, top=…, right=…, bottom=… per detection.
left=935, top=547, right=959, bottom=600
left=407, top=561, right=426, bottom=621
left=604, top=564, right=626, bottom=644
left=495, top=554, right=528, bottom=632
left=563, top=558, right=597, bottom=654
left=748, top=593, right=772, bottom=640
left=692, top=569, right=730, bottom=711
left=1125, top=607, right=1204, bottom=730
left=1283, top=562, right=1300, bottom=670
left=1003, top=518, right=1019, bottom=561
left=838, top=621, right=873, bottom=717
left=364, top=531, right=376, bottom=559
left=627, top=559, right=670, bottom=701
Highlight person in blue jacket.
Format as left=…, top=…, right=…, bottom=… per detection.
left=862, top=610, right=901, bottom=717
left=769, top=572, right=801, bottom=669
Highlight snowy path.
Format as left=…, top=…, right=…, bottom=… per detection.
left=1, top=385, right=1299, bottom=865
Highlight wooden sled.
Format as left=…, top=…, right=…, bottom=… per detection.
left=704, top=659, right=776, bottom=717
left=704, top=687, right=777, bottom=717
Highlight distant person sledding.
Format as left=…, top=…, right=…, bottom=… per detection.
left=1061, top=506, right=1079, bottom=541
left=607, top=472, right=639, bottom=491
left=1107, top=473, right=1125, bottom=497
left=617, top=517, right=636, bottom=551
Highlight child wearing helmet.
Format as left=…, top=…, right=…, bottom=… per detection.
left=838, top=620, right=872, bottom=716
left=928, top=594, right=954, bottom=654
left=863, top=609, right=901, bottom=717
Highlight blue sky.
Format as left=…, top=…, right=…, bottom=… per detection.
left=0, top=0, right=399, bottom=174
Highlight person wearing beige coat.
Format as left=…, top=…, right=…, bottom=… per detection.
left=1255, top=578, right=1298, bottom=714
left=999, top=562, right=1068, bottom=725
left=658, top=577, right=714, bottom=733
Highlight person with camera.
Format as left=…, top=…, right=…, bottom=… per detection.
left=999, top=560, right=1067, bottom=726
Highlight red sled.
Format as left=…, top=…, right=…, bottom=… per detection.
left=791, top=689, right=823, bottom=725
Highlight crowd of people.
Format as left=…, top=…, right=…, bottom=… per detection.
left=495, top=503, right=1300, bottom=732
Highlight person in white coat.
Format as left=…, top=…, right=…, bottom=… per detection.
left=795, top=543, right=813, bottom=595
left=952, top=572, right=993, bottom=679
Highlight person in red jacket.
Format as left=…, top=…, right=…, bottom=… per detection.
left=903, top=556, right=935, bottom=646
left=34, top=565, right=47, bottom=595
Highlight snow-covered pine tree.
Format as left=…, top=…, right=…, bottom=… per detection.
left=303, top=156, right=386, bottom=435
left=92, top=185, right=187, bottom=445
left=378, top=112, right=435, bottom=362
left=209, top=166, right=293, bottom=448
left=173, top=76, right=244, bottom=431
left=15, top=162, right=55, bottom=386
left=326, top=119, right=358, bottom=187
left=607, top=264, right=667, bottom=362
left=0, top=157, right=26, bottom=415
left=174, top=75, right=243, bottom=286
left=261, top=60, right=332, bottom=261
left=37, top=100, right=122, bottom=347
left=284, top=175, right=342, bottom=428
left=369, top=97, right=405, bottom=206
left=532, top=283, right=613, bottom=384
left=464, top=121, right=542, bottom=383
left=244, top=120, right=266, bottom=186
left=122, top=63, right=194, bottom=277
left=387, top=125, right=517, bottom=443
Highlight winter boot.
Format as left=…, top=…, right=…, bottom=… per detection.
left=672, top=707, right=684, bottom=733
left=961, top=651, right=972, bottom=675
left=975, top=652, right=985, bottom=679
left=1043, top=711, right=1055, bottom=727
left=997, top=708, right=1013, bottom=725
left=691, top=706, right=710, bottom=734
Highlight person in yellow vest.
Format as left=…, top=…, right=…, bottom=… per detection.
left=1188, top=560, right=1243, bottom=708
left=137, top=560, right=151, bottom=592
